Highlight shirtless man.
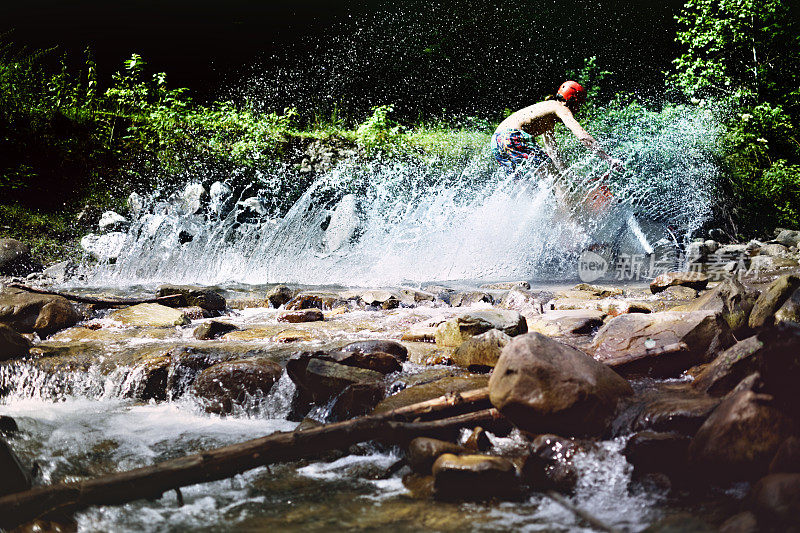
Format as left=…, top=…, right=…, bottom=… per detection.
left=491, top=81, right=622, bottom=173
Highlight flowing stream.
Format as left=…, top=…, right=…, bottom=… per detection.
left=1, top=105, right=729, bottom=531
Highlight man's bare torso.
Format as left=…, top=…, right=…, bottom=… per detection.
left=495, top=100, right=589, bottom=141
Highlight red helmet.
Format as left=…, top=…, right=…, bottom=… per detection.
left=557, top=81, right=587, bottom=106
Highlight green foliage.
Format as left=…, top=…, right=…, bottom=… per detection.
left=355, top=105, right=403, bottom=153
left=671, top=0, right=800, bottom=234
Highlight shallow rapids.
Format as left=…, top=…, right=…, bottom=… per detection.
left=0, top=298, right=676, bottom=532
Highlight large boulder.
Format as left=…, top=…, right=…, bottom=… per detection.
left=451, top=329, right=511, bottom=369
left=691, top=336, right=764, bottom=396
left=590, top=311, right=735, bottom=378
left=0, top=287, right=79, bottom=335
left=435, top=310, right=527, bottom=347
left=775, top=229, right=800, bottom=248
left=688, top=374, right=796, bottom=482
left=749, top=274, right=800, bottom=329
left=267, top=285, right=294, bottom=308
left=156, top=285, right=226, bottom=313
left=0, top=323, right=31, bottom=361
left=623, top=431, right=691, bottom=484
left=0, top=437, right=30, bottom=497
left=192, top=359, right=283, bottom=414
left=489, top=332, right=632, bottom=437
left=432, top=453, right=519, bottom=500
left=758, top=322, right=800, bottom=418
left=770, top=437, right=800, bottom=474
left=110, top=303, right=190, bottom=327
left=525, top=310, right=605, bottom=338
left=674, top=277, right=759, bottom=335
left=0, top=238, right=37, bottom=276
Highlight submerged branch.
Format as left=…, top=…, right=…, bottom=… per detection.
left=0, top=389, right=495, bottom=529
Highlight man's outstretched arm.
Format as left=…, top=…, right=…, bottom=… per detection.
left=555, top=106, right=622, bottom=171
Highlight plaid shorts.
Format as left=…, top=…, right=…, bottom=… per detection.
left=491, top=129, right=549, bottom=171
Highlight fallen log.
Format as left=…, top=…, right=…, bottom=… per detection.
left=8, top=283, right=184, bottom=309
left=0, top=390, right=496, bottom=529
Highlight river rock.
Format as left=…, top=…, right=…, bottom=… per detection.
left=489, top=332, right=632, bottom=437
left=451, top=329, right=510, bottom=369
left=0, top=415, right=18, bottom=435
left=341, top=339, right=408, bottom=362
left=748, top=254, right=799, bottom=274
left=760, top=243, right=792, bottom=258
left=609, top=381, right=720, bottom=436
left=0, top=437, right=30, bottom=497
left=193, top=320, right=238, bottom=340
left=278, top=309, right=324, bottom=323
left=432, top=453, right=519, bottom=500
left=397, top=289, right=437, bottom=306
left=650, top=271, right=709, bottom=294
left=525, top=310, right=605, bottom=337
left=450, top=291, right=493, bottom=307
left=776, top=229, right=800, bottom=248
left=128, top=354, right=171, bottom=401
left=166, top=346, right=243, bottom=397
left=359, top=290, right=400, bottom=309
left=401, top=325, right=438, bottom=343
left=274, top=329, right=312, bottom=342
left=498, top=288, right=543, bottom=314
left=480, top=281, right=530, bottom=290
left=0, top=238, right=37, bottom=276
left=674, top=277, right=759, bottom=335
left=688, top=374, right=796, bottom=482
left=267, top=285, right=294, bottom=308
left=0, top=323, right=31, bottom=361
left=42, top=260, right=77, bottom=284
left=464, top=427, right=491, bottom=452
left=590, top=311, right=735, bottom=378
left=435, top=310, right=526, bottom=347
left=623, top=431, right=691, bottom=483
left=0, top=287, right=79, bottom=335
left=520, top=434, right=583, bottom=492
left=329, top=382, right=386, bottom=420
left=758, top=322, right=800, bottom=417
left=287, top=356, right=383, bottom=405
left=770, top=437, right=800, bottom=474
left=749, top=473, right=800, bottom=527
left=408, top=437, right=466, bottom=473
left=111, top=303, right=190, bottom=327
left=749, top=274, right=800, bottom=329
left=326, top=350, right=402, bottom=374
left=156, top=285, right=226, bottom=313
left=691, top=336, right=764, bottom=396
left=285, top=291, right=342, bottom=311
left=775, top=287, right=800, bottom=325
left=557, top=283, right=624, bottom=299
left=192, top=359, right=283, bottom=414
left=372, top=375, right=490, bottom=414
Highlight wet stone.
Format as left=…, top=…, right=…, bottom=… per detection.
left=408, top=437, right=466, bottom=474
left=0, top=436, right=30, bottom=497
left=691, top=335, right=765, bottom=396
left=373, top=375, right=489, bottom=414
left=285, top=292, right=342, bottom=311
left=192, top=359, right=283, bottom=414
left=288, top=356, right=384, bottom=405
left=274, top=329, right=312, bottom=343
left=193, top=320, right=239, bottom=340
left=278, top=309, right=324, bottom=323
left=463, top=427, right=492, bottom=452
left=0, top=415, right=18, bottom=435
left=650, top=271, right=709, bottom=294
left=156, top=284, right=226, bottom=313
left=267, top=285, right=294, bottom=308
left=450, top=291, right=493, bottom=307
left=749, top=274, right=800, bottom=329
left=674, top=277, right=759, bottom=336
left=110, top=303, right=190, bottom=327
left=0, top=287, right=78, bottom=335
left=340, top=339, right=408, bottom=362
left=329, top=382, right=386, bottom=420
left=689, top=374, right=797, bottom=482
left=435, top=309, right=526, bottom=347
left=623, top=431, right=691, bottom=483
left=480, top=281, right=531, bottom=291
left=326, top=350, right=402, bottom=375
left=520, top=434, right=582, bottom=493
left=451, top=329, right=511, bottom=370
left=432, top=453, right=519, bottom=500
left=489, top=332, right=632, bottom=437
left=0, top=323, right=30, bottom=361
left=611, top=383, right=720, bottom=437
left=719, top=512, right=759, bottom=533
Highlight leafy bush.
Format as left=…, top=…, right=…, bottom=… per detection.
left=355, top=105, right=403, bottom=153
